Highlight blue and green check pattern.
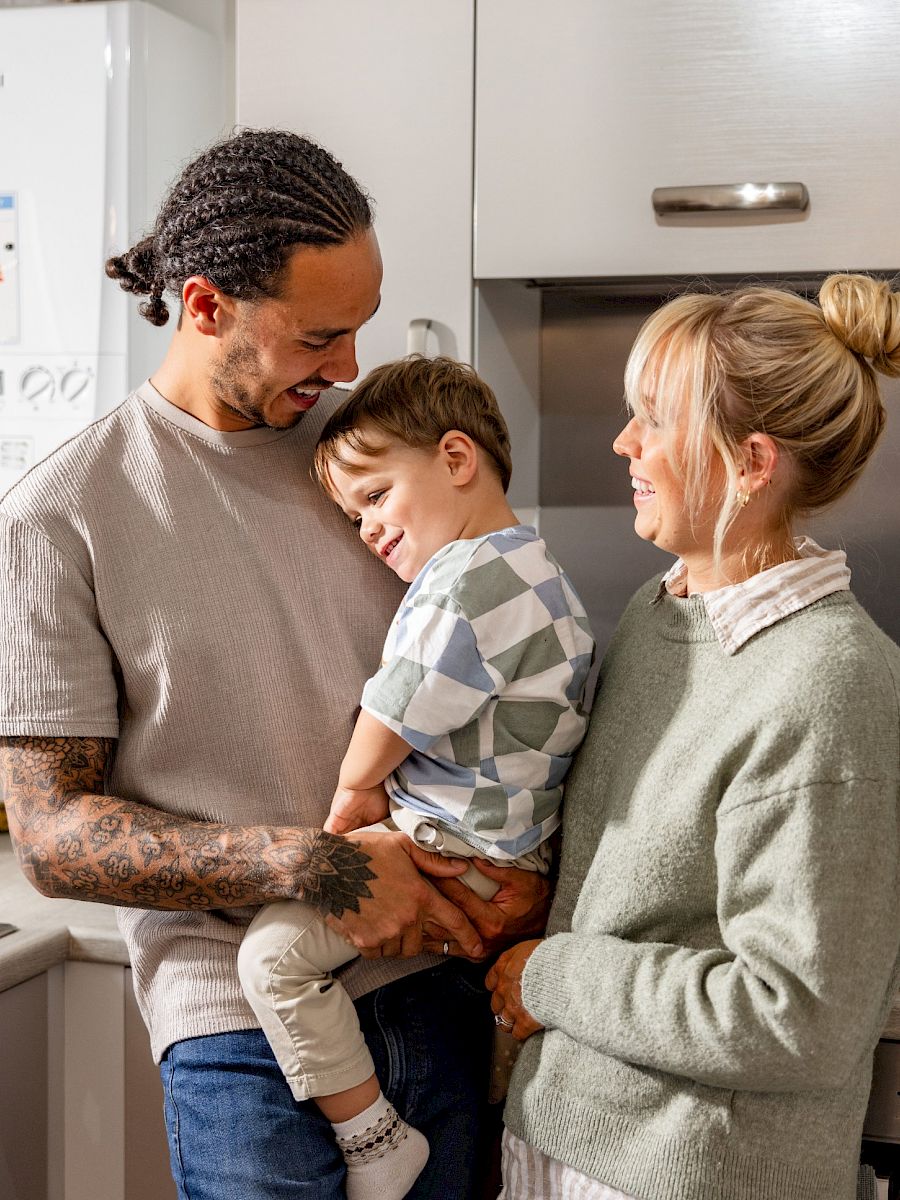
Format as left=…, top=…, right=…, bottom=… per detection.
left=361, top=526, right=595, bottom=860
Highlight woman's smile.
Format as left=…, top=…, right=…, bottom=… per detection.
left=631, top=475, right=656, bottom=504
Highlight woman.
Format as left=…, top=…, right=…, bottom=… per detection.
left=487, top=274, right=900, bottom=1200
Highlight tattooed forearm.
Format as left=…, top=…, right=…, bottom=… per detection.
left=0, top=736, right=375, bottom=916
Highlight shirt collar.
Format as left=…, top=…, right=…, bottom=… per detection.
left=652, top=537, right=852, bottom=654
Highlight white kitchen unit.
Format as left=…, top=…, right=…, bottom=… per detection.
left=235, top=0, right=474, bottom=377
left=0, top=973, right=47, bottom=1200
left=51, top=962, right=177, bottom=1200
left=0, top=963, right=175, bottom=1200
left=0, top=835, right=176, bottom=1200
left=475, top=0, right=900, bottom=278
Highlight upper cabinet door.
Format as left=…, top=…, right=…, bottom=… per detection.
left=236, top=0, right=474, bottom=373
left=475, top=0, right=900, bottom=278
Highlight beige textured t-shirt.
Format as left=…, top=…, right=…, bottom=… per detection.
left=0, top=382, right=442, bottom=1060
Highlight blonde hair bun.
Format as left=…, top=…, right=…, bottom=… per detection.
left=819, top=273, right=900, bottom=378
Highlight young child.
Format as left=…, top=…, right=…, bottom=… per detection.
left=237, top=356, right=595, bottom=1200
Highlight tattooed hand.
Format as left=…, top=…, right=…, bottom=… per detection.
left=325, top=829, right=484, bottom=959
left=0, top=736, right=379, bottom=916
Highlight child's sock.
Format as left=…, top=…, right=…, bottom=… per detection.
left=332, top=1091, right=429, bottom=1200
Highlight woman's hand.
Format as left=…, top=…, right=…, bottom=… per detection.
left=425, top=858, right=552, bottom=960
left=485, top=938, right=545, bottom=1041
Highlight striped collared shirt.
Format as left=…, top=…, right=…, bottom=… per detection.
left=654, top=537, right=851, bottom=655
left=499, top=1129, right=637, bottom=1199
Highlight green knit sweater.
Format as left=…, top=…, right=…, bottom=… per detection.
left=505, top=580, right=900, bottom=1200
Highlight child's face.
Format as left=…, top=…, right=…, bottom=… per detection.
left=327, top=437, right=467, bottom=582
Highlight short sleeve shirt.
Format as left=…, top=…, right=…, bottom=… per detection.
left=361, top=525, right=595, bottom=860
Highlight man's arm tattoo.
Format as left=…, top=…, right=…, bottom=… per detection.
left=0, top=736, right=375, bottom=916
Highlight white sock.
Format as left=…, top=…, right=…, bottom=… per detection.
left=332, top=1092, right=429, bottom=1200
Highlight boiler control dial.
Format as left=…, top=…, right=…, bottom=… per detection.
left=19, top=366, right=55, bottom=408
left=59, top=367, right=91, bottom=404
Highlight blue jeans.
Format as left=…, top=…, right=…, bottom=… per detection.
left=160, top=960, right=495, bottom=1199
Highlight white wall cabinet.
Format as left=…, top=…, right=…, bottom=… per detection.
left=235, top=0, right=474, bottom=375
left=475, top=0, right=900, bottom=278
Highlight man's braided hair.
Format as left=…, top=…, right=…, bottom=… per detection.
left=105, top=128, right=373, bottom=326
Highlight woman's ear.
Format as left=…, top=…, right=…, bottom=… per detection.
left=439, top=430, right=479, bottom=486
left=738, top=432, right=780, bottom=496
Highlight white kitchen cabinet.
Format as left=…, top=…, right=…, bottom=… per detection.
left=475, top=0, right=900, bottom=277
left=235, top=0, right=474, bottom=374
left=0, top=964, right=174, bottom=1200
left=47, top=962, right=176, bottom=1200
left=0, top=973, right=48, bottom=1200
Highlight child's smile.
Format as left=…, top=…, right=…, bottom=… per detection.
left=378, top=533, right=404, bottom=567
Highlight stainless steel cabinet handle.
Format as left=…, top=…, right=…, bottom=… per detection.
left=652, top=182, right=809, bottom=215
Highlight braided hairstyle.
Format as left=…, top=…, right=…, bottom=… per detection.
left=105, top=128, right=374, bottom=326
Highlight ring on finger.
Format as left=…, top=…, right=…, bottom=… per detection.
left=442, top=940, right=450, bottom=956
left=494, top=1013, right=513, bottom=1028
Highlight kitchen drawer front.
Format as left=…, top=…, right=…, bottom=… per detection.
left=475, top=0, right=900, bottom=277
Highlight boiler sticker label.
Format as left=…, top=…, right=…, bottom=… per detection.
left=0, top=193, right=20, bottom=346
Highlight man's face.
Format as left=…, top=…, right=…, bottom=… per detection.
left=210, top=230, right=383, bottom=431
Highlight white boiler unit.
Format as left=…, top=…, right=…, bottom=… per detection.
left=0, top=1, right=225, bottom=496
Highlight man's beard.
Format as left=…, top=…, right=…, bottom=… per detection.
left=210, top=331, right=311, bottom=430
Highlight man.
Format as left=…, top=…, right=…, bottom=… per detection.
left=0, top=129, right=549, bottom=1199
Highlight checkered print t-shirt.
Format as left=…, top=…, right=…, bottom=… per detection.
left=361, top=525, right=595, bottom=861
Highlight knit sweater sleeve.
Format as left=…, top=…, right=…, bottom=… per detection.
left=521, top=773, right=899, bottom=1092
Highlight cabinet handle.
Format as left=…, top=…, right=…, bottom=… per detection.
left=652, top=182, right=809, bottom=215
left=406, top=318, right=459, bottom=359
left=407, top=318, right=433, bottom=356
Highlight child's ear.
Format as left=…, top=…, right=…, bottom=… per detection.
left=439, top=430, right=479, bottom=486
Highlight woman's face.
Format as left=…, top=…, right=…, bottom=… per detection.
left=612, top=413, right=719, bottom=561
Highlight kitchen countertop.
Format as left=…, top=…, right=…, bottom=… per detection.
left=0, top=833, right=898, bottom=1039
left=0, top=832, right=127, bottom=993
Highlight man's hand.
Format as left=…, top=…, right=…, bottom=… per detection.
left=423, top=857, right=552, bottom=959
left=325, top=830, right=485, bottom=960
left=485, top=939, right=545, bottom=1041
left=324, top=784, right=390, bottom=835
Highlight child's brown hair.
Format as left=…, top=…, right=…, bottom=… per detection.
left=313, top=355, right=512, bottom=494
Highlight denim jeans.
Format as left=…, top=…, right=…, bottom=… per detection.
left=160, top=960, right=496, bottom=1199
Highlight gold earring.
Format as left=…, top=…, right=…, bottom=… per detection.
left=736, top=488, right=751, bottom=507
